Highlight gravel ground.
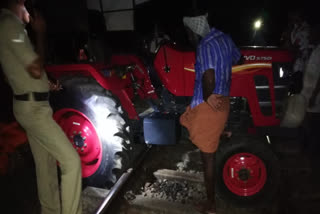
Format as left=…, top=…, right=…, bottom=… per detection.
left=125, top=179, right=206, bottom=204
left=108, top=137, right=320, bottom=214
left=1, top=136, right=320, bottom=214
left=125, top=143, right=207, bottom=204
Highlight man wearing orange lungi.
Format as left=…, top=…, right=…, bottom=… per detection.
left=180, top=14, right=241, bottom=214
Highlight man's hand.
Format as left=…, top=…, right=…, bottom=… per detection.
left=26, top=62, right=42, bottom=79
left=207, top=94, right=224, bottom=111
left=26, top=57, right=43, bottom=79
left=48, top=80, right=63, bottom=91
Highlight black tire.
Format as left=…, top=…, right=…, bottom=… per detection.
left=49, top=76, right=132, bottom=188
left=216, top=136, right=280, bottom=207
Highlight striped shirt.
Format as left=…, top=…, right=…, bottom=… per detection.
left=190, top=28, right=241, bottom=108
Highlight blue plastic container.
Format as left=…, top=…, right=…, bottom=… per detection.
left=143, top=115, right=177, bottom=145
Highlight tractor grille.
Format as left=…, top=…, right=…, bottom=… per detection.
left=254, top=62, right=291, bottom=119
left=227, top=97, right=252, bottom=133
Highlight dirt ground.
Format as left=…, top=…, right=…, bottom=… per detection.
left=0, top=144, right=40, bottom=214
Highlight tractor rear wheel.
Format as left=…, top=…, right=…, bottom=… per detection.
left=216, top=136, right=280, bottom=207
left=49, top=76, right=132, bottom=188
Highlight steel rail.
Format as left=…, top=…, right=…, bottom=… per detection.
left=95, top=145, right=152, bottom=214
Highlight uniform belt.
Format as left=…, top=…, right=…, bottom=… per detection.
left=14, top=92, right=49, bottom=101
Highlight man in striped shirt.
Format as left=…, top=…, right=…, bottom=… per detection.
left=180, top=14, right=241, bottom=214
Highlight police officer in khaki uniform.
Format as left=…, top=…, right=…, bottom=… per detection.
left=0, top=1, right=82, bottom=214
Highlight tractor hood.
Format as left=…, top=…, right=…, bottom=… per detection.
left=153, top=44, right=293, bottom=97
left=240, top=46, right=293, bottom=63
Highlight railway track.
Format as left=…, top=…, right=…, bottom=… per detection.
left=81, top=137, right=320, bottom=214
left=83, top=142, right=275, bottom=214
left=1, top=135, right=319, bottom=214
left=82, top=142, right=208, bottom=214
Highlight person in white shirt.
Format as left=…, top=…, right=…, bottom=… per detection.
left=287, top=11, right=312, bottom=94
left=301, top=25, right=320, bottom=156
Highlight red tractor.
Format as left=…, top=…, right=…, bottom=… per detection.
left=40, top=41, right=292, bottom=205
left=0, top=0, right=294, bottom=207
left=152, top=44, right=293, bottom=205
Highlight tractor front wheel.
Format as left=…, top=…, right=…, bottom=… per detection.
left=216, top=136, right=280, bottom=206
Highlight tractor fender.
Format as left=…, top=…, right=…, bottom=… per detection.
left=45, top=64, right=139, bottom=120
left=111, top=89, right=139, bottom=120
left=46, top=64, right=127, bottom=90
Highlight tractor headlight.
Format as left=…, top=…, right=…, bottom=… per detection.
left=277, top=65, right=291, bottom=79
left=279, top=67, right=284, bottom=78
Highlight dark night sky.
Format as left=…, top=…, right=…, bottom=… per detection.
left=35, top=0, right=319, bottom=51
left=135, top=0, right=319, bottom=46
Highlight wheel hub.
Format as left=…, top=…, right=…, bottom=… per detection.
left=223, top=152, right=267, bottom=196
left=238, top=168, right=250, bottom=181
left=73, top=133, right=85, bottom=148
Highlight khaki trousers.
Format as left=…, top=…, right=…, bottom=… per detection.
left=13, top=99, right=82, bottom=214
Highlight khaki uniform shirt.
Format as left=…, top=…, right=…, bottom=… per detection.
left=0, top=9, right=49, bottom=95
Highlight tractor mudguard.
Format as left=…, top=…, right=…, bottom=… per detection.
left=46, top=53, right=158, bottom=121
left=45, top=64, right=140, bottom=120
left=45, top=64, right=126, bottom=90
